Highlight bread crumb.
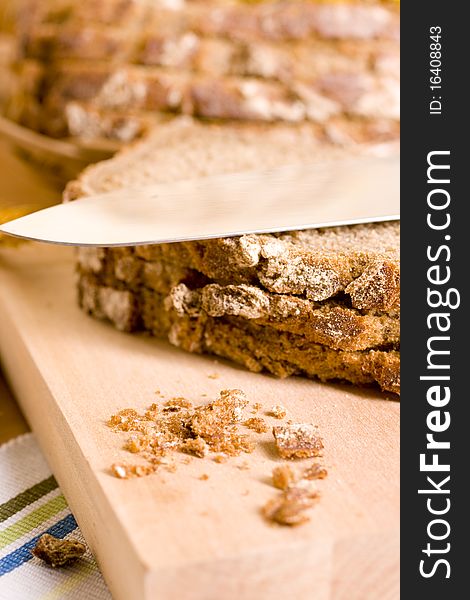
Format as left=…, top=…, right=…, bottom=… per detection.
left=263, top=486, right=319, bottom=526
left=251, top=402, right=262, bottom=414
left=272, top=464, right=297, bottom=490
left=144, top=403, right=160, bottom=419
left=270, top=405, right=287, bottom=419
left=107, top=408, right=141, bottom=431
left=302, top=463, right=328, bottom=480
left=243, top=417, right=269, bottom=433
left=272, top=423, right=324, bottom=459
left=164, top=397, right=193, bottom=410
left=181, top=437, right=209, bottom=458
left=111, top=463, right=156, bottom=479
left=124, top=434, right=150, bottom=454
left=213, top=454, right=228, bottom=463
left=188, top=389, right=253, bottom=456
left=31, top=534, right=86, bottom=568
left=208, top=373, right=220, bottom=379
left=199, top=473, right=209, bottom=481
left=216, top=389, right=249, bottom=422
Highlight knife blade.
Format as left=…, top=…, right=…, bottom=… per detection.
left=0, top=155, right=399, bottom=247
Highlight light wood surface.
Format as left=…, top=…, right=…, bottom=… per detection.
left=0, top=369, right=29, bottom=443
left=0, top=243, right=399, bottom=600
left=0, top=136, right=58, bottom=444
left=0, top=139, right=61, bottom=212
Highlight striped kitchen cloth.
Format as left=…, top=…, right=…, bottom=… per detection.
left=0, top=433, right=112, bottom=600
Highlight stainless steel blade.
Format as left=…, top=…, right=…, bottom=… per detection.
left=0, top=155, right=399, bottom=246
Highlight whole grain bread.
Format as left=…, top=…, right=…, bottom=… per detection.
left=78, top=259, right=399, bottom=352
left=23, top=22, right=398, bottom=82
left=66, top=118, right=400, bottom=393
left=61, top=100, right=399, bottom=145
left=20, top=1, right=399, bottom=41
left=77, top=272, right=400, bottom=394
left=13, top=0, right=399, bottom=142
left=37, top=60, right=398, bottom=123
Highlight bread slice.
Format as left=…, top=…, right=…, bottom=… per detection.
left=25, top=55, right=397, bottom=143
left=12, top=1, right=399, bottom=143
left=77, top=272, right=399, bottom=395
left=191, top=1, right=400, bottom=43
left=37, top=60, right=397, bottom=121
left=21, top=1, right=399, bottom=42
left=77, top=255, right=399, bottom=352
left=23, top=22, right=398, bottom=82
left=73, top=221, right=400, bottom=312
left=64, top=101, right=169, bottom=142
left=65, top=118, right=400, bottom=394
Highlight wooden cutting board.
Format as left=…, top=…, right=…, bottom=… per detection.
left=0, top=243, right=399, bottom=600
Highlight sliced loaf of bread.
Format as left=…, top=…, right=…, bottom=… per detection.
left=65, top=117, right=400, bottom=394
left=12, top=0, right=399, bottom=143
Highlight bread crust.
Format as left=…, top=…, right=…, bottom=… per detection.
left=68, top=118, right=400, bottom=394
left=78, top=271, right=399, bottom=394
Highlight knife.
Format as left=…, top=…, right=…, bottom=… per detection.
left=0, top=155, right=399, bottom=247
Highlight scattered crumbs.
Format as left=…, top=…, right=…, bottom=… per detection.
left=269, top=405, right=287, bottom=419
left=302, top=463, right=328, bottom=480
left=107, top=389, right=329, bottom=528
left=272, top=423, right=324, bottom=459
left=111, top=463, right=156, bottom=479
left=272, top=464, right=297, bottom=490
left=263, top=486, right=319, bottom=527
left=31, top=534, right=86, bottom=567
left=201, top=393, right=208, bottom=397
left=243, top=417, right=269, bottom=434
left=213, top=454, right=228, bottom=464
left=154, top=390, right=160, bottom=395
left=108, top=389, right=255, bottom=477
left=208, top=373, right=220, bottom=379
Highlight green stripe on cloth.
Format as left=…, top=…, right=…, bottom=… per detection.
left=40, top=559, right=98, bottom=600
left=0, top=476, right=58, bottom=523
left=0, top=494, right=67, bottom=550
